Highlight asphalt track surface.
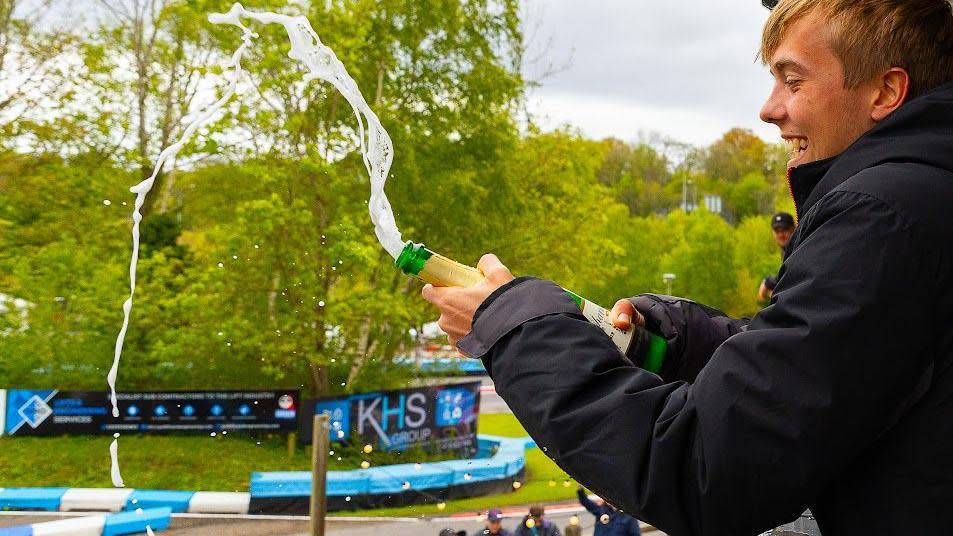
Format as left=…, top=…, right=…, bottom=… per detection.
left=0, top=510, right=664, bottom=535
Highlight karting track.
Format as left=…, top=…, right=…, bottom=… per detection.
left=0, top=509, right=663, bottom=535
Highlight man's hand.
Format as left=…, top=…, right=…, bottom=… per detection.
left=421, top=254, right=515, bottom=350
left=608, top=298, right=646, bottom=331
left=758, top=280, right=773, bottom=301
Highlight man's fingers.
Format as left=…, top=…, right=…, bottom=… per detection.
left=477, top=253, right=514, bottom=285
left=610, top=299, right=635, bottom=329
left=609, top=299, right=645, bottom=329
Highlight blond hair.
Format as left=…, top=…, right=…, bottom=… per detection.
left=760, top=0, right=953, bottom=99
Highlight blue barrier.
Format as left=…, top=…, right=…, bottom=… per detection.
left=0, top=488, right=68, bottom=511
left=250, top=435, right=533, bottom=499
left=0, top=507, right=170, bottom=536
left=125, top=491, right=194, bottom=513
left=103, top=507, right=171, bottom=536
left=392, top=357, right=487, bottom=375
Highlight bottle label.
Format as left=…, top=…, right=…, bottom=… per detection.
left=578, top=299, right=634, bottom=354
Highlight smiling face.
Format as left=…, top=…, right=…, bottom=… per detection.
left=760, top=11, right=879, bottom=168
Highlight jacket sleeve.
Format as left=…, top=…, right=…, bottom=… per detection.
left=576, top=488, right=600, bottom=515
left=629, top=294, right=749, bottom=383
left=458, top=191, right=934, bottom=536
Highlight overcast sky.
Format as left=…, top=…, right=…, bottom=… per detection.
left=522, top=0, right=780, bottom=147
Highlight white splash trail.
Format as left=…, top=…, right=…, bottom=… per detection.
left=109, top=436, right=124, bottom=488
left=108, top=1, right=408, bottom=489
left=108, top=18, right=258, bottom=488
left=208, top=3, right=404, bottom=258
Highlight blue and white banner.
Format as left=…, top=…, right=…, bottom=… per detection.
left=1, top=390, right=299, bottom=436
left=301, top=381, right=480, bottom=455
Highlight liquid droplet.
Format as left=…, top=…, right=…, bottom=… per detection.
left=437, top=502, right=446, bottom=510
left=600, top=514, right=610, bottom=525
left=360, top=460, right=371, bottom=469
left=217, top=262, right=224, bottom=268
left=318, top=300, right=325, bottom=307
left=463, top=473, right=472, bottom=480
left=363, top=444, right=373, bottom=454
left=345, top=496, right=351, bottom=502
left=210, top=432, right=217, bottom=437
left=103, top=199, right=112, bottom=206
left=402, top=481, right=410, bottom=489
left=512, top=481, right=522, bottom=489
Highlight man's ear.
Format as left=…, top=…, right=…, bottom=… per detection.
left=870, top=67, right=910, bottom=122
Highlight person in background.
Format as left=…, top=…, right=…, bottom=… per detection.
left=475, top=508, right=512, bottom=536
left=563, top=515, right=582, bottom=536
left=577, top=488, right=641, bottom=536
left=513, top=504, right=561, bottom=536
left=758, top=212, right=796, bottom=300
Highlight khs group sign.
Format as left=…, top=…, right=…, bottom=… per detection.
left=302, top=381, right=480, bottom=455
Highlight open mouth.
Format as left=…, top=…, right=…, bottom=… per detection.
left=785, top=137, right=808, bottom=162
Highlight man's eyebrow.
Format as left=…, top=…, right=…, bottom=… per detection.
left=771, top=58, right=808, bottom=76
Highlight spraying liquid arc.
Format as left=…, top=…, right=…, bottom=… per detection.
left=109, top=3, right=406, bottom=487
left=108, top=14, right=256, bottom=488
left=208, top=3, right=404, bottom=257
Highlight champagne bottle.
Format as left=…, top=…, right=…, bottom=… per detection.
left=396, top=241, right=667, bottom=372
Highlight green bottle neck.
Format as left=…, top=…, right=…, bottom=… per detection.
left=395, top=241, right=433, bottom=276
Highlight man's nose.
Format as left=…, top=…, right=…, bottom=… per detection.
left=760, top=85, right=786, bottom=125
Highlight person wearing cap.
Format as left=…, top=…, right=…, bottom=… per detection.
left=758, top=211, right=796, bottom=300
left=577, top=488, right=640, bottom=536
left=423, top=0, right=953, bottom=534
left=513, top=505, right=560, bottom=536
left=474, top=508, right=512, bottom=536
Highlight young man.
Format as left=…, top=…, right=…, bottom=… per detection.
left=475, top=508, right=512, bottom=536
left=758, top=212, right=796, bottom=300
left=422, top=1, right=953, bottom=534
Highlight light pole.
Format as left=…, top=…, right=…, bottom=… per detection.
left=662, top=273, right=676, bottom=295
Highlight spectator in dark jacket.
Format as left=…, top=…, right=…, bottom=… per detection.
left=513, top=505, right=560, bottom=536
left=422, top=1, right=953, bottom=535
left=758, top=212, right=796, bottom=301
left=578, top=488, right=641, bottom=536
left=474, top=508, right=512, bottom=536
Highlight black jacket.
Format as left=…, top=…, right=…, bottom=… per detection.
left=459, top=81, right=953, bottom=536
left=512, top=515, right=561, bottom=536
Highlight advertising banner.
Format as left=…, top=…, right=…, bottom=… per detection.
left=301, top=381, right=480, bottom=454
left=1, top=389, right=299, bottom=436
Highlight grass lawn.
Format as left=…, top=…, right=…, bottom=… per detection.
left=0, top=413, right=579, bottom=515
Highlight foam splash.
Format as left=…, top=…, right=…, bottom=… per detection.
left=107, top=2, right=406, bottom=487
left=208, top=3, right=403, bottom=256
left=109, top=437, right=124, bottom=487
left=107, top=14, right=257, bottom=488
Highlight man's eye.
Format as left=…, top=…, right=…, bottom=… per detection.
left=784, top=78, right=802, bottom=88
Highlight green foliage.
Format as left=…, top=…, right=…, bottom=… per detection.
left=0, top=1, right=792, bottom=398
